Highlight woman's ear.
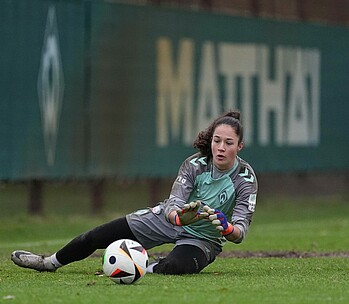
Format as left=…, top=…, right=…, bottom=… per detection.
left=238, top=141, right=244, bottom=151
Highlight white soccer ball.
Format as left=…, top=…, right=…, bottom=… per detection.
left=103, top=239, right=149, bottom=284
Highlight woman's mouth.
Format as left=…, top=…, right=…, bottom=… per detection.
left=216, top=154, right=225, bottom=161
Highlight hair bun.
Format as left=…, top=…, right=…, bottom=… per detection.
left=226, top=110, right=240, bottom=121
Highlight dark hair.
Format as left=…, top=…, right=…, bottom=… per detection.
left=193, top=110, right=243, bottom=156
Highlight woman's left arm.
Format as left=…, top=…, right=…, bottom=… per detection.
left=229, top=170, right=258, bottom=243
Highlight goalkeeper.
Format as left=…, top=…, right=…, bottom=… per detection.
left=11, top=110, right=258, bottom=275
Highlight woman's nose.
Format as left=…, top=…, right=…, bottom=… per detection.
left=218, top=143, right=225, bottom=151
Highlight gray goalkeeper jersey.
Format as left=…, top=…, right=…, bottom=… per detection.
left=163, top=152, right=258, bottom=246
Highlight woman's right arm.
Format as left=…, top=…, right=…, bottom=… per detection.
left=163, top=156, right=197, bottom=223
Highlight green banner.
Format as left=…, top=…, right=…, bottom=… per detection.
left=1, top=0, right=87, bottom=179
left=1, top=1, right=348, bottom=180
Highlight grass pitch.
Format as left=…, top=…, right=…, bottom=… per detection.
left=0, top=182, right=348, bottom=303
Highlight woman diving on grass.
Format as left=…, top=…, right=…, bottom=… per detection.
left=12, top=110, right=258, bottom=274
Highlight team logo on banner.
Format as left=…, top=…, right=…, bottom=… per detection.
left=37, top=6, right=64, bottom=166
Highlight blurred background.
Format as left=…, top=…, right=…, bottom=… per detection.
left=1, top=0, right=348, bottom=216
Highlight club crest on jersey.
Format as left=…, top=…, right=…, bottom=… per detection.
left=219, top=191, right=228, bottom=205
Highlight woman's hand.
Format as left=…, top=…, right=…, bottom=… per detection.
left=203, top=206, right=236, bottom=237
left=173, top=201, right=209, bottom=226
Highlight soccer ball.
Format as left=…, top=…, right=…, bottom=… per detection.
left=103, top=239, right=149, bottom=284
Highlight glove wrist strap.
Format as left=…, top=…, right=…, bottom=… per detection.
left=174, top=214, right=182, bottom=226
left=222, top=223, right=234, bottom=236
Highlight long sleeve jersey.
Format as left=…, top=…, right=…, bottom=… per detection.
left=163, top=152, right=258, bottom=247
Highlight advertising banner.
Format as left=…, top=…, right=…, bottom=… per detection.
left=1, top=1, right=348, bottom=179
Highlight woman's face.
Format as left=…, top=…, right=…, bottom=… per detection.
left=211, top=124, right=243, bottom=170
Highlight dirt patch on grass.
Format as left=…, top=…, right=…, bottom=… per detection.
left=146, top=251, right=349, bottom=259
left=218, top=251, right=349, bottom=258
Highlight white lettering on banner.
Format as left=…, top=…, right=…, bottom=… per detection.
left=156, top=38, right=194, bottom=146
left=197, top=42, right=220, bottom=131
left=219, top=43, right=257, bottom=145
left=156, top=37, right=320, bottom=147
left=258, top=47, right=320, bottom=146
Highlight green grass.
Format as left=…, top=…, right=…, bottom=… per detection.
left=1, top=258, right=348, bottom=304
left=0, top=182, right=349, bottom=303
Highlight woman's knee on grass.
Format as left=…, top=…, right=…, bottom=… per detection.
left=153, top=244, right=208, bottom=275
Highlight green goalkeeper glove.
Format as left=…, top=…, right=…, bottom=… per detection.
left=175, top=201, right=209, bottom=226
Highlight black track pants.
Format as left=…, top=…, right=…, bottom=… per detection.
left=153, top=244, right=209, bottom=274
left=56, top=217, right=137, bottom=265
left=56, top=217, right=211, bottom=275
